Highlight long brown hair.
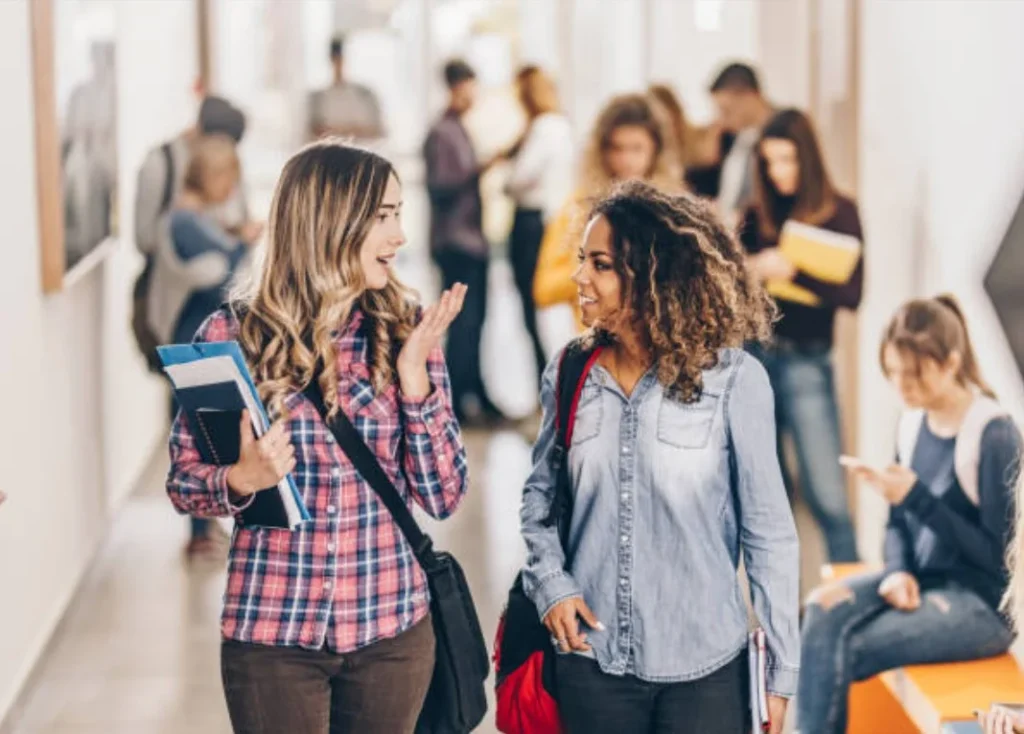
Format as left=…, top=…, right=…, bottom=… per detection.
left=753, top=108, right=838, bottom=241
left=647, top=83, right=689, bottom=169
left=586, top=180, right=776, bottom=402
left=879, top=294, right=995, bottom=398
left=516, top=65, right=560, bottom=119
left=232, top=140, right=417, bottom=417
left=578, top=93, right=681, bottom=201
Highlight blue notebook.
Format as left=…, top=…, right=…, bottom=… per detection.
left=158, top=341, right=309, bottom=529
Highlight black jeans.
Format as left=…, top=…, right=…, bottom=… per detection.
left=221, top=616, right=435, bottom=734
left=556, top=652, right=749, bottom=734
left=509, top=207, right=547, bottom=385
left=434, top=249, right=491, bottom=417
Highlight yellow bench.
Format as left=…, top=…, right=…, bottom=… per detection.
left=821, top=564, right=1024, bottom=734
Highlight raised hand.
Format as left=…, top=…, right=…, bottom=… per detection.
left=396, top=284, right=468, bottom=399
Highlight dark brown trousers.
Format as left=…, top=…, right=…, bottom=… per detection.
left=221, top=617, right=435, bottom=734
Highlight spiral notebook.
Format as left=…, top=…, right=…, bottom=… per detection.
left=158, top=341, right=309, bottom=529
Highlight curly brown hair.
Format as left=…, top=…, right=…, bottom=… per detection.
left=586, top=180, right=776, bottom=402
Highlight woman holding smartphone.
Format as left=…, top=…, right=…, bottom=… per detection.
left=799, top=295, right=1019, bottom=734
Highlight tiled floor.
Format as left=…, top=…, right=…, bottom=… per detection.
left=1, top=256, right=825, bottom=734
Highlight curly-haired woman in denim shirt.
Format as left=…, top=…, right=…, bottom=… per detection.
left=520, top=180, right=801, bottom=733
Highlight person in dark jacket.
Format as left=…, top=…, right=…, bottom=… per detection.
left=740, top=108, right=861, bottom=563
left=422, top=59, right=505, bottom=425
left=799, top=295, right=1019, bottom=734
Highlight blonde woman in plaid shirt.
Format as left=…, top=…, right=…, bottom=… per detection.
left=166, top=141, right=470, bottom=734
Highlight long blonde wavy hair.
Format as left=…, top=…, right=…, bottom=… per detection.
left=232, top=141, right=417, bottom=417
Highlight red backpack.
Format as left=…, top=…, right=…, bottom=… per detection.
left=493, top=341, right=604, bottom=734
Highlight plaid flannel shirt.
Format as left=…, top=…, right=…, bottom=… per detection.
left=166, top=306, right=468, bottom=652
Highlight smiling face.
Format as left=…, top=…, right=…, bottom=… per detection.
left=573, top=215, right=628, bottom=334
left=359, top=174, right=406, bottom=290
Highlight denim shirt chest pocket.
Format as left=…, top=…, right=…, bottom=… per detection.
left=656, top=389, right=721, bottom=449
left=570, top=381, right=604, bottom=446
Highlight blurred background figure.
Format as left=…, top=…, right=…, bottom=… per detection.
left=307, top=35, right=385, bottom=144
left=534, top=93, right=681, bottom=330
left=710, top=62, right=774, bottom=227
left=741, top=108, right=862, bottom=563
left=424, top=59, right=505, bottom=426
left=502, top=65, right=573, bottom=387
left=147, top=134, right=257, bottom=560
left=132, top=95, right=254, bottom=376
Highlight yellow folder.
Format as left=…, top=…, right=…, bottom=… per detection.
left=766, top=220, right=862, bottom=306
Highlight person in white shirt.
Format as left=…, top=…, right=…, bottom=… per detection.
left=502, top=65, right=574, bottom=384
left=709, top=62, right=774, bottom=228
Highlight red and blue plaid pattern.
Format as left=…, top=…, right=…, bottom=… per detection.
left=166, top=306, right=468, bottom=652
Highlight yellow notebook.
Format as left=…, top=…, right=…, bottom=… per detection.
left=766, top=220, right=862, bottom=306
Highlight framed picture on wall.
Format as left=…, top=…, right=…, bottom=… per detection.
left=30, top=0, right=119, bottom=294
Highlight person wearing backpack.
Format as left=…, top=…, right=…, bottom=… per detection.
left=798, top=295, right=1020, bottom=734
left=516, top=181, right=800, bottom=733
left=132, top=95, right=253, bottom=371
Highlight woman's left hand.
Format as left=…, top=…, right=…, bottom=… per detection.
left=396, top=284, right=468, bottom=399
left=767, top=695, right=789, bottom=734
left=977, top=705, right=1024, bottom=733
left=750, top=248, right=796, bottom=282
left=849, top=463, right=918, bottom=505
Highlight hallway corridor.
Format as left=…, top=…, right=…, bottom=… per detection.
left=1, top=242, right=824, bottom=733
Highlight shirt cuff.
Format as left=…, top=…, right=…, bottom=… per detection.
left=400, top=386, right=446, bottom=435
left=533, top=572, right=584, bottom=621
left=766, top=664, right=800, bottom=699
left=213, top=466, right=255, bottom=515
left=897, top=481, right=935, bottom=516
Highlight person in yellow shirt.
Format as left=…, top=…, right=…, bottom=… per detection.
left=534, top=93, right=683, bottom=328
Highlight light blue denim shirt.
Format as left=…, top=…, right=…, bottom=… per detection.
left=521, top=346, right=801, bottom=696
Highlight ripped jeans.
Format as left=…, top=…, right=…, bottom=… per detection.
left=798, top=571, right=1013, bottom=733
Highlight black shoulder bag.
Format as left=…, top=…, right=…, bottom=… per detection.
left=304, top=382, right=488, bottom=734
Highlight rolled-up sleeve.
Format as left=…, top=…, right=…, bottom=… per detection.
left=727, top=353, right=801, bottom=697
left=165, top=312, right=255, bottom=518
left=400, top=346, right=468, bottom=519
left=521, top=352, right=583, bottom=620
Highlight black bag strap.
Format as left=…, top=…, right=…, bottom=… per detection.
left=546, top=340, right=604, bottom=536
left=303, top=380, right=436, bottom=569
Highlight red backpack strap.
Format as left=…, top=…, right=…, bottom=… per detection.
left=546, top=341, right=603, bottom=537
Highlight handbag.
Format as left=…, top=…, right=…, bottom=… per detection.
left=493, top=341, right=603, bottom=734
left=304, top=382, right=489, bottom=734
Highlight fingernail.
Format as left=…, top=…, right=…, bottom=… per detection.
left=596, top=621, right=606, bottom=631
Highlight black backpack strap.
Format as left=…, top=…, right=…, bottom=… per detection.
left=303, top=380, right=436, bottom=568
left=159, top=142, right=175, bottom=214
left=546, top=340, right=604, bottom=535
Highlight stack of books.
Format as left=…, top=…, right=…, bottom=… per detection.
left=158, top=341, right=310, bottom=529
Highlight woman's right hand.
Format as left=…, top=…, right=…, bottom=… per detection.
left=226, top=411, right=295, bottom=496
left=542, top=597, right=604, bottom=653
left=878, top=571, right=921, bottom=612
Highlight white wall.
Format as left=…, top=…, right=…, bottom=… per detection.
left=856, top=0, right=1024, bottom=561
left=0, top=0, right=196, bottom=721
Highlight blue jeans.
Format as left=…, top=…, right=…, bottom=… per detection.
left=749, top=341, right=858, bottom=562
left=798, top=572, right=1013, bottom=733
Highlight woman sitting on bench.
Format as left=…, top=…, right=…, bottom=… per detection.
left=798, top=295, right=1020, bottom=734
